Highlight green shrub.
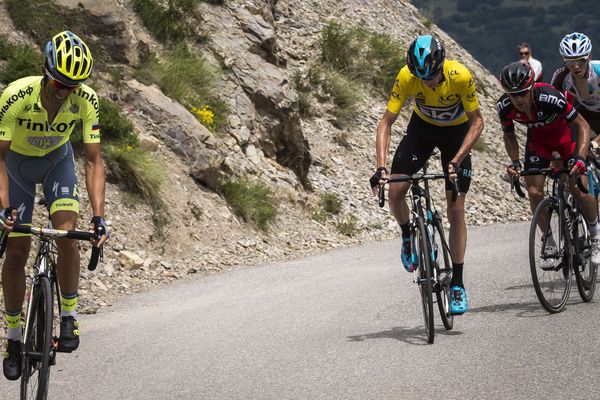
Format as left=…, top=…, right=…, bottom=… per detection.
left=0, top=37, right=42, bottom=83
left=100, top=99, right=138, bottom=146
left=133, top=0, right=193, bottom=44
left=6, top=0, right=72, bottom=47
left=218, top=178, right=277, bottom=231
left=104, top=145, right=166, bottom=215
left=319, top=21, right=405, bottom=96
left=134, top=45, right=228, bottom=132
left=337, top=215, right=359, bottom=237
left=320, top=193, right=342, bottom=215
left=422, top=19, right=433, bottom=28
left=473, top=136, right=486, bottom=152
left=308, top=66, right=362, bottom=123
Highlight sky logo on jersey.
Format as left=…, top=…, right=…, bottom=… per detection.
left=415, top=100, right=465, bottom=122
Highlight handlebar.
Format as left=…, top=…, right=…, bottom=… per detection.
left=378, top=172, right=458, bottom=207
left=2, top=225, right=102, bottom=271
left=511, top=167, right=588, bottom=198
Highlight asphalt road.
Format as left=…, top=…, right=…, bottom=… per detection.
left=3, top=222, right=600, bottom=399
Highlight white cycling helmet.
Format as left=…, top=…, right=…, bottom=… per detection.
left=559, top=32, right=592, bottom=58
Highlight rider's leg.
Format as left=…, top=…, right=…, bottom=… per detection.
left=524, top=175, right=546, bottom=227
left=389, top=114, right=434, bottom=271
left=571, top=176, right=600, bottom=264
left=51, top=210, right=82, bottom=352
left=2, top=237, right=32, bottom=337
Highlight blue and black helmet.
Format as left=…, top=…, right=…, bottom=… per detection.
left=407, top=35, right=445, bottom=80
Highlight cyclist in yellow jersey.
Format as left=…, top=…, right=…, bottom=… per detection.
left=370, top=35, right=484, bottom=315
left=1, top=31, right=109, bottom=381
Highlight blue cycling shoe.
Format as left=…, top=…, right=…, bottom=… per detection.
left=449, top=286, right=469, bottom=315
left=401, top=237, right=417, bottom=272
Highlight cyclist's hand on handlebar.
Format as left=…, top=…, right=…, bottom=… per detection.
left=591, top=140, right=600, bottom=158
left=568, top=156, right=586, bottom=177
left=506, top=160, right=522, bottom=177
left=370, top=167, right=388, bottom=196
left=447, top=161, right=460, bottom=182
left=89, top=216, right=110, bottom=247
left=0, top=207, right=16, bottom=232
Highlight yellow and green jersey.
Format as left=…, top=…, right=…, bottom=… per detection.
left=0, top=76, right=100, bottom=156
left=387, top=60, right=480, bottom=127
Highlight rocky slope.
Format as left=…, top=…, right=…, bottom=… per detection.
left=0, top=0, right=530, bottom=317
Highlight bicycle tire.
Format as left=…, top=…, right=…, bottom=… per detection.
left=415, top=218, right=435, bottom=344
left=573, top=213, right=598, bottom=302
left=529, top=197, right=571, bottom=313
left=20, top=276, right=53, bottom=400
left=431, top=217, right=453, bottom=330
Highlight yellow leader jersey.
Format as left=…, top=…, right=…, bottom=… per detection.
left=387, top=60, right=480, bottom=127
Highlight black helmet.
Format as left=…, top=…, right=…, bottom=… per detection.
left=499, top=61, right=534, bottom=93
left=407, top=35, right=445, bottom=80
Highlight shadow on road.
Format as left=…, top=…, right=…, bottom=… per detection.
left=347, top=326, right=462, bottom=346
left=468, top=300, right=551, bottom=318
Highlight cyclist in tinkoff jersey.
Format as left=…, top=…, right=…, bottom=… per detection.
left=1, top=31, right=109, bottom=381
left=369, top=35, right=484, bottom=315
left=551, top=33, right=600, bottom=137
left=498, top=61, right=600, bottom=262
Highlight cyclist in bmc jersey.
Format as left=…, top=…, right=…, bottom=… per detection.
left=551, top=33, right=600, bottom=135
left=1, top=31, right=109, bottom=381
left=370, top=35, right=484, bottom=315
left=498, top=61, right=600, bottom=262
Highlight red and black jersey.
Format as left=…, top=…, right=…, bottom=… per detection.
left=496, top=82, right=578, bottom=139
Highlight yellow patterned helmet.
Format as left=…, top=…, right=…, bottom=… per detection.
left=44, top=31, right=93, bottom=85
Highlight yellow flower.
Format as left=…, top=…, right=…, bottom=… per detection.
left=191, top=105, right=215, bottom=127
left=126, top=145, right=133, bottom=152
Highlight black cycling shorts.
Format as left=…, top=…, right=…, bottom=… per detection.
left=391, top=113, right=472, bottom=193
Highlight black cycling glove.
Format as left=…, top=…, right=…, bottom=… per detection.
left=369, top=167, right=388, bottom=188
left=90, top=216, right=110, bottom=241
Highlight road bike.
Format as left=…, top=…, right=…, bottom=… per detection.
left=0, top=200, right=101, bottom=400
left=378, top=162, right=456, bottom=344
left=512, top=160, right=599, bottom=313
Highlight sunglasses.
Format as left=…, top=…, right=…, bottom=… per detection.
left=519, top=52, right=530, bottom=56
left=507, top=89, right=530, bottom=98
left=420, top=71, right=441, bottom=81
left=45, top=71, right=81, bottom=91
left=564, top=57, right=588, bottom=67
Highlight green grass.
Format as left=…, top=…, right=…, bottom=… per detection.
left=319, top=21, right=405, bottom=96
left=218, top=178, right=277, bottom=231
left=473, top=136, right=486, bottom=152
left=320, top=193, right=342, bottom=215
left=99, top=99, right=139, bottom=146
left=337, top=215, right=359, bottom=237
left=133, top=0, right=192, bottom=44
left=134, top=44, right=228, bottom=131
left=422, top=18, right=433, bottom=28
left=0, top=37, right=42, bottom=83
left=104, top=145, right=166, bottom=217
left=6, top=0, right=73, bottom=47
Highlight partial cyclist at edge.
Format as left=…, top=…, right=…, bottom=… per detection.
left=551, top=33, right=600, bottom=137
left=370, top=34, right=484, bottom=315
left=1, top=31, right=109, bottom=381
left=497, top=61, right=600, bottom=261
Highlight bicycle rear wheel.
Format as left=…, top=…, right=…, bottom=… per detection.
left=20, top=276, right=53, bottom=400
left=573, top=214, right=598, bottom=302
left=529, top=197, right=571, bottom=313
left=431, top=217, right=453, bottom=330
left=415, top=218, right=434, bottom=344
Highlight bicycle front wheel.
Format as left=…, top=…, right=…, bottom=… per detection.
left=431, top=218, right=453, bottom=330
left=529, top=197, right=571, bottom=313
left=20, top=276, right=53, bottom=400
left=415, top=218, right=434, bottom=344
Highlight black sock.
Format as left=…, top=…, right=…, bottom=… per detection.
left=400, top=221, right=410, bottom=238
left=451, top=263, right=464, bottom=288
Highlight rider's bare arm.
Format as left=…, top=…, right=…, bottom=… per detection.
left=570, top=113, right=592, bottom=158
left=502, top=130, right=520, bottom=163
left=375, top=110, right=400, bottom=170
left=450, top=108, right=484, bottom=166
